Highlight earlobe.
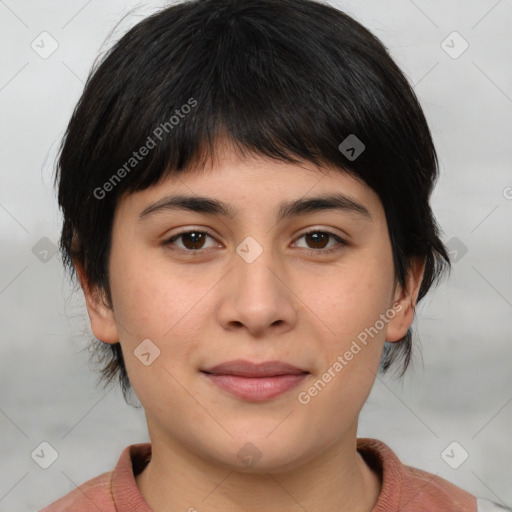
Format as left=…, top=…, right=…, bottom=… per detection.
left=74, top=260, right=119, bottom=345
left=385, top=257, right=426, bottom=343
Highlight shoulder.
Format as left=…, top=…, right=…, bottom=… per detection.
left=38, top=470, right=114, bottom=512
left=37, top=443, right=152, bottom=512
left=401, top=466, right=512, bottom=512
left=400, top=463, right=476, bottom=511
left=357, top=438, right=477, bottom=512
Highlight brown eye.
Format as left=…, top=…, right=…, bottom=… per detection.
left=164, top=230, right=216, bottom=252
left=163, top=229, right=347, bottom=257
left=304, top=232, right=330, bottom=249
left=179, top=232, right=207, bottom=250
left=294, top=230, right=347, bottom=254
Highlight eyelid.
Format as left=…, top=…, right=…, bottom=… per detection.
left=162, top=226, right=349, bottom=255
left=292, top=228, right=348, bottom=254
left=295, top=225, right=349, bottom=241
left=163, top=227, right=221, bottom=250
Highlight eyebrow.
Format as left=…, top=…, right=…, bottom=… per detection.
left=138, top=192, right=372, bottom=223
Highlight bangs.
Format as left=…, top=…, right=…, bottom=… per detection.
left=77, top=0, right=420, bottom=201
left=56, top=0, right=450, bottom=389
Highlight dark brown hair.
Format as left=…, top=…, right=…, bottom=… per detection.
left=55, top=0, right=451, bottom=402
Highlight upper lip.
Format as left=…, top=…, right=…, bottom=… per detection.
left=202, top=359, right=308, bottom=377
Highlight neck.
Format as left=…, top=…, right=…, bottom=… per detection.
left=135, top=423, right=381, bottom=512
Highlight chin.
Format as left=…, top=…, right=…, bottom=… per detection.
left=195, top=432, right=315, bottom=474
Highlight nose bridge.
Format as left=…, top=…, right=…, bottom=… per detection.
left=218, top=233, right=296, bottom=333
left=234, top=234, right=280, bottom=304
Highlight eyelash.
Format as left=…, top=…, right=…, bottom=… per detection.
left=162, top=229, right=348, bottom=257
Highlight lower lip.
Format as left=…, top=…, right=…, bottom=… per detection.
left=202, top=372, right=308, bottom=401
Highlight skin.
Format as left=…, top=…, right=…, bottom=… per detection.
left=76, top=140, right=425, bottom=512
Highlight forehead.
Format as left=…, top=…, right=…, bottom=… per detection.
left=115, top=146, right=385, bottom=226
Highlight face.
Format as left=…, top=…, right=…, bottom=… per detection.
left=82, top=143, right=423, bottom=473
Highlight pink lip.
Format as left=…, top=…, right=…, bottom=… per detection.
left=201, top=359, right=309, bottom=402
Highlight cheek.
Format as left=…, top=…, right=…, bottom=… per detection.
left=307, top=254, right=394, bottom=342
left=109, top=261, right=208, bottom=410
left=296, top=263, right=392, bottom=424
left=108, top=247, right=213, bottom=374
left=109, top=240, right=194, bottom=335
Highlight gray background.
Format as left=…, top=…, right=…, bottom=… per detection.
left=1, top=0, right=511, bottom=510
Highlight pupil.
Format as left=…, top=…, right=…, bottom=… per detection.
left=307, top=232, right=327, bottom=249
left=181, top=232, right=329, bottom=251
left=185, top=232, right=204, bottom=249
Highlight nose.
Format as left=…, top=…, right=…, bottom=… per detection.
left=216, top=240, right=297, bottom=337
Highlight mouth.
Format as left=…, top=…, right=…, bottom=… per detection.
left=201, top=359, right=309, bottom=401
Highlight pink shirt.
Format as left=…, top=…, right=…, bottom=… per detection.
left=39, top=438, right=477, bottom=511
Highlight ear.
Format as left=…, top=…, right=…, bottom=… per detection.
left=74, top=260, right=119, bottom=344
left=385, top=257, right=426, bottom=343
